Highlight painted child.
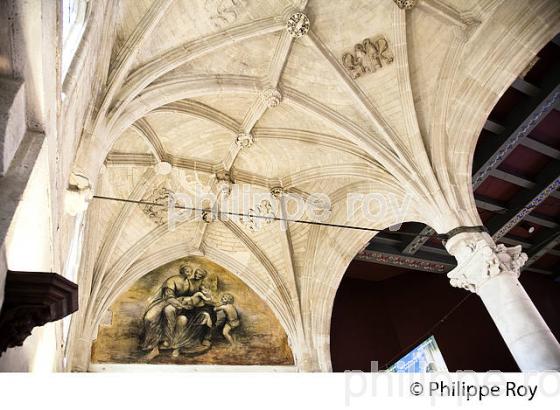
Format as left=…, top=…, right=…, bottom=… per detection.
left=214, top=293, right=239, bottom=345
left=177, top=287, right=212, bottom=309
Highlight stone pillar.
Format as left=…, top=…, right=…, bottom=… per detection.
left=445, top=232, right=560, bottom=371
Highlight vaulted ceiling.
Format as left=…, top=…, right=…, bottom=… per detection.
left=66, top=0, right=560, bottom=371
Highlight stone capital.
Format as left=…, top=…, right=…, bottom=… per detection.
left=270, top=186, right=284, bottom=198
left=215, top=170, right=235, bottom=197
left=393, top=0, right=417, bottom=10
left=444, top=232, right=528, bottom=293
left=64, top=172, right=93, bottom=216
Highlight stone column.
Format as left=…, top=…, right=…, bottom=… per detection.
left=445, top=232, right=560, bottom=371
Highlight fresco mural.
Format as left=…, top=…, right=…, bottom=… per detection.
left=91, top=256, right=294, bottom=366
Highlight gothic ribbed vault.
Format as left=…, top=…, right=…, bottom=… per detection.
left=61, top=0, right=560, bottom=371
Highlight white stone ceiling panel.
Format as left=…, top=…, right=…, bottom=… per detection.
left=129, top=0, right=290, bottom=72
left=107, top=206, right=161, bottom=268
left=281, top=35, right=378, bottom=138
left=442, top=0, right=485, bottom=14
left=113, top=0, right=154, bottom=62
left=306, top=0, right=410, bottom=146
left=141, top=221, right=206, bottom=258
left=234, top=136, right=369, bottom=181
left=355, top=65, right=408, bottom=145
left=170, top=168, right=215, bottom=195
left=407, top=10, right=455, bottom=144
left=145, top=111, right=234, bottom=163
left=256, top=101, right=345, bottom=136
left=294, top=177, right=376, bottom=208
left=307, top=0, right=392, bottom=65
left=188, top=94, right=257, bottom=125
left=210, top=214, right=296, bottom=291
left=203, top=221, right=252, bottom=253
left=166, top=31, right=280, bottom=79
left=200, top=222, right=286, bottom=289
left=109, top=127, right=153, bottom=155
left=98, top=166, right=152, bottom=203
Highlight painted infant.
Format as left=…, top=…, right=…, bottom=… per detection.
left=213, top=293, right=239, bottom=345
left=177, top=286, right=213, bottom=309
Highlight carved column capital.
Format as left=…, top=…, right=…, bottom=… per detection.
left=215, top=170, right=235, bottom=197
left=271, top=186, right=284, bottom=198
left=64, top=171, right=93, bottom=216
left=445, top=232, right=528, bottom=293
left=393, top=0, right=418, bottom=10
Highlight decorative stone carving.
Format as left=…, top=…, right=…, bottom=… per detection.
left=64, top=171, right=93, bottom=216
left=154, top=161, right=172, bottom=175
left=241, top=199, right=275, bottom=231
left=341, top=36, right=394, bottom=79
left=286, top=12, right=310, bottom=38
left=271, top=186, right=284, bottom=198
left=205, top=0, right=249, bottom=28
left=260, top=88, right=282, bottom=108
left=235, top=132, right=254, bottom=148
left=393, top=0, right=417, bottom=9
left=202, top=209, right=216, bottom=223
left=141, top=187, right=174, bottom=224
left=215, top=170, right=235, bottom=197
left=445, top=233, right=528, bottom=293
left=0, top=271, right=78, bottom=354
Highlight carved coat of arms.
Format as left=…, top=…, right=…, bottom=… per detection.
left=342, top=36, right=394, bottom=79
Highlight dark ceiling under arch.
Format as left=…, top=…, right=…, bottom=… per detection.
left=355, top=33, right=560, bottom=280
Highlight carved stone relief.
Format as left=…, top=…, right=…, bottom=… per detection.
left=215, top=170, right=235, bottom=197
left=270, top=186, right=284, bottom=198
left=141, top=187, right=174, bottom=225
left=445, top=234, right=528, bottom=293
left=235, top=132, right=254, bottom=148
left=205, top=0, right=248, bottom=28
left=286, top=12, right=310, bottom=38
left=241, top=199, right=275, bottom=231
left=341, top=36, right=394, bottom=79
left=260, top=88, right=282, bottom=108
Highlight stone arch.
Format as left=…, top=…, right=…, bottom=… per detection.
left=296, top=178, right=435, bottom=371
left=89, top=246, right=295, bottom=368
